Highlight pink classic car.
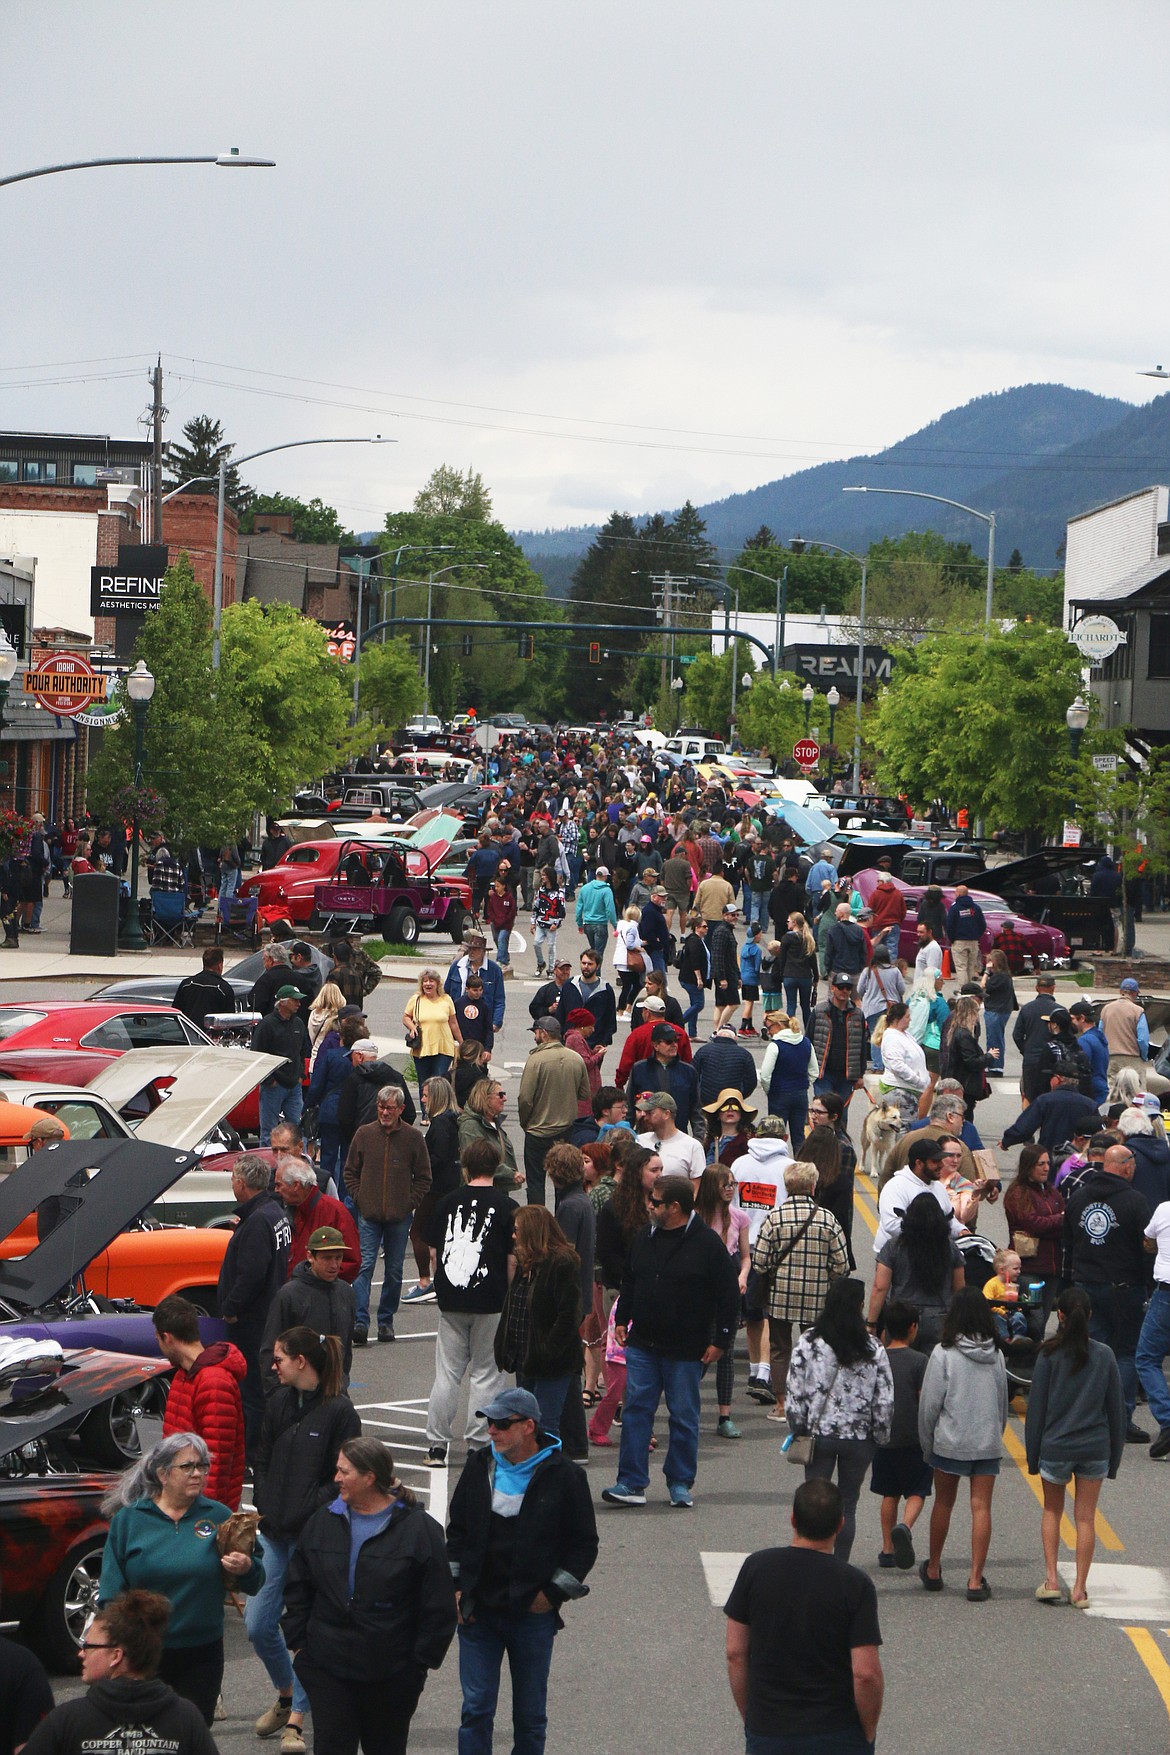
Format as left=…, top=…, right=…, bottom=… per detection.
left=852, top=870, right=1069, bottom=969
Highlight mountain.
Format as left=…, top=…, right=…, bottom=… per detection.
left=515, top=383, right=1155, bottom=583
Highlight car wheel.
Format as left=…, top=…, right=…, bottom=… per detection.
left=383, top=905, right=419, bottom=945
left=446, top=906, right=468, bottom=943
left=32, top=1535, right=106, bottom=1672
left=174, top=1287, right=219, bottom=1316
left=78, top=1376, right=171, bottom=1468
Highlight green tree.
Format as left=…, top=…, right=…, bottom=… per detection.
left=86, top=557, right=256, bottom=847
left=220, top=600, right=353, bottom=803
left=239, top=494, right=354, bottom=544
left=357, top=637, right=424, bottom=734
left=993, top=567, right=1064, bottom=627
left=677, top=643, right=757, bottom=738
left=745, top=525, right=777, bottom=551
left=737, top=672, right=817, bottom=772
left=869, top=621, right=1083, bottom=832
left=727, top=544, right=857, bottom=616
left=163, top=415, right=250, bottom=511
left=413, top=465, right=493, bottom=520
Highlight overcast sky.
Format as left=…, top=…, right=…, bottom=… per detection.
left=5, top=1, right=1167, bottom=541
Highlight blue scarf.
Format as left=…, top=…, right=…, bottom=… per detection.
left=490, top=1437, right=559, bottom=1517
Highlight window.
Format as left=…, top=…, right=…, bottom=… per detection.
left=1148, top=614, right=1170, bottom=679
left=0, top=461, right=16, bottom=484
left=35, top=1098, right=125, bottom=1140
left=0, top=1011, right=47, bottom=1041
left=122, top=1013, right=190, bottom=1049
left=71, top=463, right=100, bottom=487
left=21, top=461, right=56, bottom=484
left=285, top=846, right=322, bottom=865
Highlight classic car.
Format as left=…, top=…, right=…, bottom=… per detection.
left=0, top=1347, right=173, bottom=1668
left=851, top=869, right=1070, bottom=967
left=88, top=941, right=333, bottom=1013
left=0, top=1002, right=263, bottom=1134
left=311, top=835, right=469, bottom=944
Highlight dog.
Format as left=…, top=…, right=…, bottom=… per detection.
left=860, top=1100, right=902, bottom=1184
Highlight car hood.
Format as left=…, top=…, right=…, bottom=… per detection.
left=763, top=800, right=841, bottom=850
left=976, top=846, right=1102, bottom=896
left=0, top=1138, right=201, bottom=1309
left=85, top=1047, right=285, bottom=1147
left=0, top=1345, right=169, bottom=1458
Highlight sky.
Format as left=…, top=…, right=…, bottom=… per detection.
left=4, top=1, right=1169, bottom=542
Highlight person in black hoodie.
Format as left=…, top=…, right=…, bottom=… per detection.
left=336, top=1040, right=416, bottom=1162
left=218, top=1154, right=292, bottom=1455
left=247, top=1330, right=361, bottom=1752
left=22, top=1590, right=215, bottom=1755
left=602, top=1172, right=739, bottom=1509
left=259, top=1230, right=356, bottom=1387
left=283, top=1437, right=456, bottom=1755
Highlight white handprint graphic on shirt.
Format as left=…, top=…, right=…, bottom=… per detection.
left=442, top=1204, right=495, bottom=1288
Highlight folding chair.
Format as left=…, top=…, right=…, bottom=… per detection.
left=150, top=887, right=193, bottom=947
left=216, top=893, right=260, bottom=949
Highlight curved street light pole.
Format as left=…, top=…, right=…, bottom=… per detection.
left=843, top=485, right=996, bottom=625
left=0, top=149, right=275, bottom=190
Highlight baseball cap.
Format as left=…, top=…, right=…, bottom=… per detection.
left=1048, top=1006, right=1071, bottom=1028
left=595, top=864, right=610, bottom=878
left=651, top=1022, right=677, bottom=1043
left=531, top=1015, right=562, bottom=1036
left=308, top=1226, right=346, bottom=1252
left=641, top=834, right=652, bottom=843
left=338, top=1004, right=366, bottom=1020
left=554, top=957, right=572, bottom=969
left=830, top=972, right=854, bottom=989
left=1133, top=1093, right=1163, bottom=1116
left=1120, top=978, right=1141, bottom=994
left=907, top=1137, right=944, bottom=1168
left=1068, top=1001, right=1094, bottom=1020
left=722, top=902, right=739, bottom=915
left=642, top=995, right=666, bottom=1012
left=275, top=984, right=302, bottom=1000
left=476, top=1387, right=541, bottom=1423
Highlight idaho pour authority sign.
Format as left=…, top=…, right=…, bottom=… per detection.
left=24, top=654, right=107, bottom=716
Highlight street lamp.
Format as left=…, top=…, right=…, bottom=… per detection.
left=826, top=686, right=841, bottom=785
left=795, top=537, right=868, bottom=788
left=118, top=661, right=156, bottom=951
left=802, top=683, right=815, bottom=732
left=844, top=485, right=996, bottom=624
left=413, top=563, right=490, bottom=724
left=0, top=148, right=275, bottom=191
left=350, top=543, right=455, bottom=726
left=0, top=630, right=18, bottom=727
left=212, top=437, right=392, bottom=669
left=1066, top=695, right=1090, bottom=759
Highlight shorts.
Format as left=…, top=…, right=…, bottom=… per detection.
left=928, top=1451, right=1001, bottom=1479
left=742, top=983, right=760, bottom=1001
left=1039, top=1457, right=1109, bottom=1486
left=743, top=1266, right=767, bottom=1324
left=719, top=981, right=742, bottom=1006
left=870, top=1443, right=934, bottom=1500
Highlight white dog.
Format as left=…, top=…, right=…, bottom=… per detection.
left=860, top=1100, right=902, bottom=1184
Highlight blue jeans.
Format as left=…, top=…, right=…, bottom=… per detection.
left=458, top=1606, right=557, bottom=1755
left=517, top=1372, right=572, bottom=1437
left=567, top=853, right=583, bottom=897
left=355, top=1214, right=412, bottom=1330
left=648, top=950, right=666, bottom=975
left=494, top=927, right=511, bottom=966
left=745, top=890, right=768, bottom=930
left=746, top=1733, right=873, bottom=1755
left=783, top=978, right=813, bottom=1027
left=814, top=1074, right=855, bottom=1112
left=985, top=1009, right=1008, bottom=1071
left=1137, top=1283, right=1170, bottom=1430
left=769, top=1088, right=808, bottom=1145
left=1079, top=1280, right=1145, bottom=1418
left=680, top=982, right=705, bottom=1039
left=615, top=1345, right=701, bottom=1493
left=259, top=1082, right=303, bottom=1146
left=583, top=922, right=609, bottom=960
left=316, top=1120, right=341, bottom=1192
left=533, top=923, right=558, bottom=970
left=244, top=1534, right=308, bottom=1716
left=415, top=1054, right=452, bottom=1093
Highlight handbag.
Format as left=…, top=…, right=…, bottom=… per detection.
left=626, top=946, right=645, bottom=975
left=786, top=1356, right=841, bottom=1467
left=1012, top=1229, right=1040, bottom=1259
left=404, top=997, right=422, bottom=1053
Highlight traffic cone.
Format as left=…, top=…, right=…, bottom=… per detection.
left=941, top=947, right=953, bottom=978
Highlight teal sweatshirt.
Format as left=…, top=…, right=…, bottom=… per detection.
left=100, top=1495, right=265, bottom=1647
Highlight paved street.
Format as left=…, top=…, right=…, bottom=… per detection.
left=11, top=903, right=1170, bottom=1752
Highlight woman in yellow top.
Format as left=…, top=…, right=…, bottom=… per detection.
left=403, top=968, right=463, bottom=1093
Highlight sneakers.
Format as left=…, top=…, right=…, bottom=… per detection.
left=353, top=1328, right=368, bottom=1348
left=1126, top=1421, right=1151, bottom=1443
left=281, top=1728, right=306, bottom=1754
left=601, top=1484, right=646, bottom=1507
left=746, top=1378, right=774, bottom=1404
left=378, top=1324, right=396, bottom=1343
left=1150, top=1426, right=1170, bottom=1460
left=668, top=1482, right=694, bottom=1508
left=891, top=1522, right=915, bottom=1570
left=255, top=1700, right=292, bottom=1738
left=403, top=1284, right=436, bottom=1303
left=738, top=1025, right=759, bottom=1038
left=426, top=1445, right=448, bottom=1466
left=716, top=1416, right=742, bottom=1439
left=765, top=1402, right=787, bottom=1423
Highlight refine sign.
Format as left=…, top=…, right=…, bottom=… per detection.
left=89, top=544, right=169, bottom=614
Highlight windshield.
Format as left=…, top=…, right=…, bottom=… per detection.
left=0, top=1011, right=47, bottom=1041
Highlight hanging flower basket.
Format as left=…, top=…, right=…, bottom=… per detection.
left=106, top=782, right=168, bottom=837
left=0, top=808, right=31, bottom=862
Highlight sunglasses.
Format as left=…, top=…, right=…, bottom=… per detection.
left=487, top=1416, right=523, bottom=1430
left=648, top=1196, right=669, bottom=1208
left=169, top=1461, right=207, bottom=1475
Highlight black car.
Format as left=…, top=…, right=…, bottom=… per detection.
left=90, top=942, right=333, bottom=1013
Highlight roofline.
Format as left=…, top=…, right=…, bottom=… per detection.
left=0, top=431, right=153, bottom=450
left=1067, top=484, right=1169, bottom=526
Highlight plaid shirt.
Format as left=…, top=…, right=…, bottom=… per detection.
left=750, top=1194, right=849, bottom=1326
left=147, top=846, right=185, bottom=892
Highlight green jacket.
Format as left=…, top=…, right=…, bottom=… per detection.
left=100, top=1495, right=264, bottom=1647
left=458, top=1108, right=520, bottom=1189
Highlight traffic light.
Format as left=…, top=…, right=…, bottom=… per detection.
left=589, top=641, right=601, bottom=665
left=520, top=634, right=535, bottom=660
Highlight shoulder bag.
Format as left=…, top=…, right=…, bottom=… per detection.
left=404, top=996, right=423, bottom=1054
left=786, top=1353, right=841, bottom=1467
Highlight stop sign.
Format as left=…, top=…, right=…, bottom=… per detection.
left=793, top=738, right=820, bottom=768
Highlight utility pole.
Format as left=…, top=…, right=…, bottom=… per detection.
left=150, top=356, right=165, bottom=545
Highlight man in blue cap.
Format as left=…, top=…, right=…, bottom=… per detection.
left=447, top=1387, right=598, bottom=1755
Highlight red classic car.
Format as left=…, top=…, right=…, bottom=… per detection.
left=0, top=1004, right=260, bottom=1134
left=239, top=834, right=470, bottom=941
left=852, top=870, right=1070, bottom=968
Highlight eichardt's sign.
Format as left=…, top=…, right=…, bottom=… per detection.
left=90, top=545, right=169, bottom=614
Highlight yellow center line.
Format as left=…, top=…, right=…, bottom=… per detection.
left=1002, top=1417, right=1124, bottom=1552
left=1123, top=1628, right=1170, bottom=1723
left=852, top=1185, right=877, bottom=1236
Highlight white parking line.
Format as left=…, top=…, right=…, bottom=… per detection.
left=700, top=1552, right=749, bottom=1607
left=1057, top=1564, right=1170, bottom=1619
